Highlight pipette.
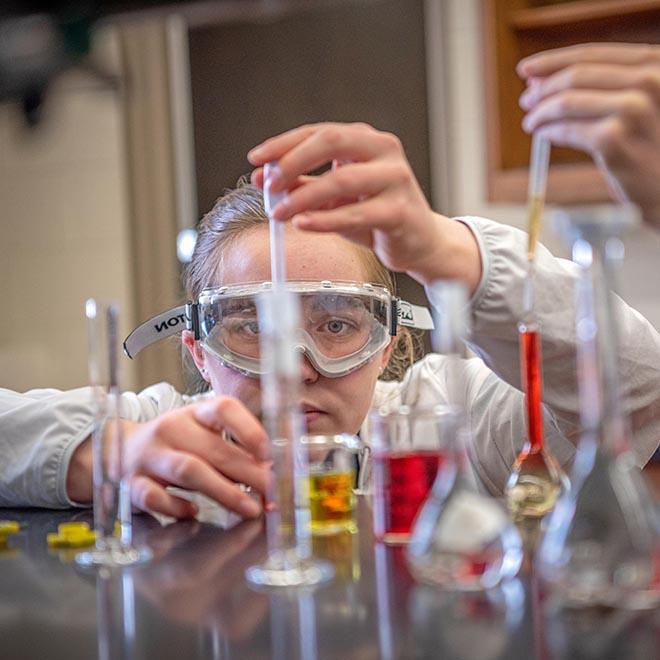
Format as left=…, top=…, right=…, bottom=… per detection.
left=264, top=161, right=287, bottom=285
left=527, top=132, right=550, bottom=262
left=505, top=135, right=566, bottom=523
left=523, top=133, right=550, bottom=317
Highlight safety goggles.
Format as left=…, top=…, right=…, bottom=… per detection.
left=124, top=280, right=433, bottom=378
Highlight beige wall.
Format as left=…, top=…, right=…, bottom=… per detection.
left=0, top=29, right=138, bottom=393
left=436, top=0, right=660, bottom=329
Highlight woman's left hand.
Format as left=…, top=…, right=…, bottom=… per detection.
left=248, top=122, right=481, bottom=293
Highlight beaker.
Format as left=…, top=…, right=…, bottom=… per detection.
left=300, top=434, right=359, bottom=535
left=369, top=405, right=450, bottom=545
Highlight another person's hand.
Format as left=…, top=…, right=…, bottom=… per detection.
left=66, top=396, right=269, bottom=519
left=247, top=122, right=481, bottom=293
left=518, top=43, right=660, bottom=227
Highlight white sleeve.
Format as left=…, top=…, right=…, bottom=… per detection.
left=427, top=216, right=660, bottom=472
left=0, top=382, right=191, bottom=509
left=369, top=353, right=575, bottom=495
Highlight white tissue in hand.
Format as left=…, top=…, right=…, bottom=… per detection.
left=159, top=487, right=255, bottom=529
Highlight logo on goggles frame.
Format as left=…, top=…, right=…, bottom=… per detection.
left=154, top=313, right=188, bottom=334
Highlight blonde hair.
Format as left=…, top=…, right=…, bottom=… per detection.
left=182, top=179, right=423, bottom=392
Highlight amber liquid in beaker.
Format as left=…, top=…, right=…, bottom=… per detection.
left=308, top=470, right=357, bottom=535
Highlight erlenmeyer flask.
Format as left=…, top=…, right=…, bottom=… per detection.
left=538, top=205, right=659, bottom=610
left=505, top=316, right=567, bottom=521
left=407, top=281, right=523, bottom=591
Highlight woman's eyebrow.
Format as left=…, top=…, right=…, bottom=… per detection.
left=222, top=298, right=257, bottom=314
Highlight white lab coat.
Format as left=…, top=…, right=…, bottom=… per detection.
left=2, top=217, right=659, bottom=508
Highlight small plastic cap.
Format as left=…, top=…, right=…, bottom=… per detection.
left=0, top=520, right=20, bottom=534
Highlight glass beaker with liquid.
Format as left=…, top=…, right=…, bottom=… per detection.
left=300, top=434, right=359, bottom=535
left=370, top=405, right=449, bottom=545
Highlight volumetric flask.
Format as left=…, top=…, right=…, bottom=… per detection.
left=407, top=409, right=523, bottom=591
left=407, top=280, right=523, bottom=590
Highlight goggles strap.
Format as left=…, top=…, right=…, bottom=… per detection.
left=123, top=304, right=189, bottom=359
left=390, top=299, right=398, bottom=336
left=395, top=299, right=435, bottom=331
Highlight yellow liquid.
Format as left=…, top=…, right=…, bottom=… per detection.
left=312, top=529, right=361, bottom=581
left=527, top=194, right=545, bottom=261
left=308, top=471, right=357, bottom=535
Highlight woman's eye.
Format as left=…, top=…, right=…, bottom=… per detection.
left=326, top=319, right=348, bottom=334
left=245, top=321, right=260, bottom=335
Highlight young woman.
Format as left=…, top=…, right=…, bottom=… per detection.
left=2, top=123, right=660, bottom=518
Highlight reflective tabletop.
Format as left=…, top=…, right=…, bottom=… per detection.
left=0, top=500, right=657, bottom=660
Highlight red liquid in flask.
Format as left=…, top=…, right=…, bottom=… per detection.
left=373, top=451, right=444, bottom=544
left=521, top=326, right=544, bottom=455
left=506, top=323, right=563, bottom=519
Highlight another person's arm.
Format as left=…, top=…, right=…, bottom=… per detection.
left=518, top=43, right=660, bottom=227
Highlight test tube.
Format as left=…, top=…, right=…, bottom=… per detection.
left=76, top=300, right=149, bottom=568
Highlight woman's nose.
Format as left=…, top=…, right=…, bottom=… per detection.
left=299, top=353, right=320, bottom=383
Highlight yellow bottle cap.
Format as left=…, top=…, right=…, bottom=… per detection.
left=47, top=532, right=66, bottom=548
left=0, top=520, right=20, bottom=534
left=48, top=523, right=97, bottom=548
left=65, top=532, right=97, bottom=548
left=57, top=522, right=90, bottom=538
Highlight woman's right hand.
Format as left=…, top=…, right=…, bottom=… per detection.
left=248, top=122, right=482, bottom=294
left=66, top=396, right=270, bottom=519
